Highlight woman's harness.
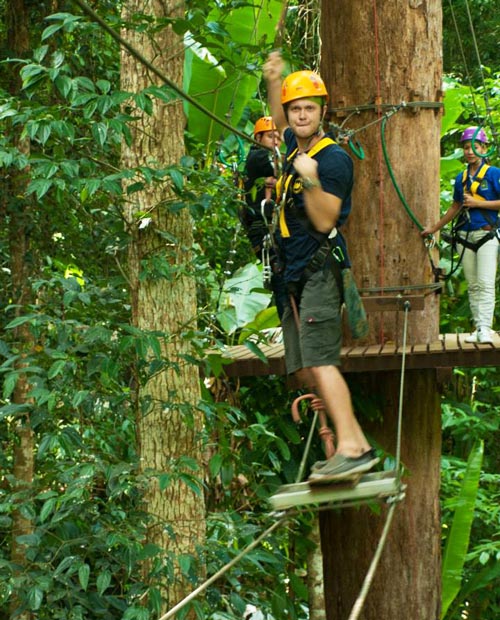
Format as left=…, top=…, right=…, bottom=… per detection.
left=445, top=163, right=500, bottom=252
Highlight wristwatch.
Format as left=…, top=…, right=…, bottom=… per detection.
left=302, top=176, right=321, bottom=190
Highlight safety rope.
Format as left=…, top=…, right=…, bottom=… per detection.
left=372, top=0, right=385, bottom=344
left=159, top=513, right=291, bottom=620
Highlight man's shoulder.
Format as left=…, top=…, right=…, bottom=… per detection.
left=319, top=141, right=353, bottom=173
left=245, top=147, right=271, bottom=173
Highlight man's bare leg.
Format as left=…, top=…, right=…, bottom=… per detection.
left=295, top=365, right=371, bottom=457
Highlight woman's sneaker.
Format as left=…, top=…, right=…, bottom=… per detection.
left=477, top=327, right=493, bottom=344
left=464, top=330, right=478, bottom=343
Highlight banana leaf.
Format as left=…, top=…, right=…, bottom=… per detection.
left=183, top=0, right=284, bottom=152
left=441, top=440, right=484, bottom=618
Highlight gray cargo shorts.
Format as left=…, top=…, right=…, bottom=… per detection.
left=282, top=268, right=342, bottom=374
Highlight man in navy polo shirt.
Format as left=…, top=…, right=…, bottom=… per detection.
left=264, top=51, right=378, bottom=482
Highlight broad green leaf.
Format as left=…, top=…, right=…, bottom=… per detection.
left=209, top=453, right=223, bottom=477
left=216, top=262, right=271, bottom=334
left=48, top=359, right=66, bottom=379
left=27, top=586, right=43, bottom=611
left=5, top=314, right=38, bottom=329
left=441, top=440, right=484, bottom=618
left=96, top=569, right=111, bottom=595
left=41, top=23, right=64, bottom=41
left=238, top=305, right=280, bottom=343
left=184, top=0, right=284, bottom=151
left=243, top=339, right=268, bottom=364
left=3, top=373, right=18, bottom=399
left=441, top=85, right=469, bottom=136
left=39, top=497, right=57, bottom=523
left=78, top=564, right=90, bottom=591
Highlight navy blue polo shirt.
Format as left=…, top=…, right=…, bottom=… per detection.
left=277, top=127, right=353, bottom=283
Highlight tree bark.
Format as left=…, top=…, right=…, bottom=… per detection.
left=5, top=1, right=35, bottom=618
left=120, top=0, right=205, bottom=613
left=322, top=0, right=442, bottom=345
left=319, top=1, right=443, bottom=618
left=320, top=370, right=441, bottom=619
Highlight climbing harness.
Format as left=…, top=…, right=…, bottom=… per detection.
left=438, top=162, right=500, bottom=280
left=276, top=136, right=336, bottom=239
left=260, top=144, right=283, bottom=289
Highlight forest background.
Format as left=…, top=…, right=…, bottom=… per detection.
left=0, top=1, right=499, bottom=619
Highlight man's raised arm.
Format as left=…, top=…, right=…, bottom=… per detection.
left=263, top=51, right=288, bottom=135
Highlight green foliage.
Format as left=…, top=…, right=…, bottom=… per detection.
left=184, top=0, right=283, bottom=151
left=441, top=441, right=484, bottom=618
left=1, top=1, right=499, bottom=619
left=440, top=368, right=500, bottom=619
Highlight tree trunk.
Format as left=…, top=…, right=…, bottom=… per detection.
left=5, top=1, right=35, bottom=618
left=319, top=1, right=443, bottom=618
left=307, top=519, right=327, bottom=620
left=322, top=0, right=442, bottom=344
left=320, top=370, right=441, bottom=619
left=120, top=0, right=205, bottom=613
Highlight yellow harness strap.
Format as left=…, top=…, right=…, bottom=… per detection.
left=277, top=137, right=336, bottom=238
left=462, top=163, right=490, bottom=201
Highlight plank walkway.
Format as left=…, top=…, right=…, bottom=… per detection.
left=217, top=332, right=500, bottom=377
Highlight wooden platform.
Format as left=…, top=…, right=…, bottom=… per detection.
left=217, top=332, right=500, bottom=376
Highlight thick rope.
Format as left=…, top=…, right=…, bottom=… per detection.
left=159, top=514, right=290, bottom=620
left=371, top=0, right=386, bottom=343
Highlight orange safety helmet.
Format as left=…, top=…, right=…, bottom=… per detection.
left=281, top=70, right=328, bottom=105
left=253, top=116, right=277, bottom=137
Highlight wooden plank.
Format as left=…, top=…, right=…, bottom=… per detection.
left=361, top=343, right=384, bottom=357
left=411, top=342, right=429, bottom=354
left=428, top=338, right=444, bottom=354
left=343, top=344, right=372, bottom=358
left=443, top=333, right=460, bottom=352
left=380, top=341, right=398, bottom=356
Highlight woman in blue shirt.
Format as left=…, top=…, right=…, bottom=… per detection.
left=421, top=127, right=500, bottom=343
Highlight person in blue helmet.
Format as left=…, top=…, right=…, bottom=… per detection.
left=264, top=51, right=378, bottom=482
left=421, top=126, right=500, bottom=344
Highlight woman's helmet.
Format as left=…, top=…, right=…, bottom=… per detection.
left=460, top=126, right=488, bottom=143
left=281, top=71, right=328, bottom=105
left=253, top=116, right=277, bottom=137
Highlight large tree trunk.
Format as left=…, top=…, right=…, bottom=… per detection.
left=120, top=0, right=205, bottom=613
left=319, top=1, right=443, bottom=618
left=5, top=1, right=35, bottom=618
left=320, top=370, right=441, bottom=619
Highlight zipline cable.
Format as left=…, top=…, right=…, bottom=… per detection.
left=462, top=0, right=497, bottom=157
left=446, top=0, right=498, bottom=157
